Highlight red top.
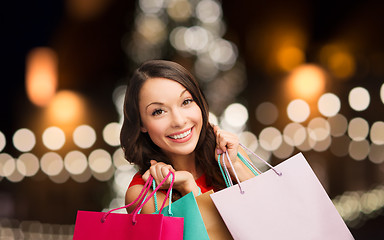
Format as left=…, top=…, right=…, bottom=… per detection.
left=128, top=171, right=215, bottom=194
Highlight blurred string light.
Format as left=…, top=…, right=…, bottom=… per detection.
left=255, top=102, right=279, bottom=125
left=25, top=47, right=58, bottom=107
left=319, top=44, right=356, bottom=80
left=349, top=87, right=370, bottom=111
left=12, top=128, right=36, bottom=152
left=42, top=126, right=66, bottom=151
left=381, top=83, right=384, bottom=104
left=73, top=125, right=96, bottom=149
left=0, top=131, right=6, bottom=152
left=287, top=99, right=310, bottom=123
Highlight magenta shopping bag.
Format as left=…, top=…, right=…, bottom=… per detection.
left=73, top=172, right=183, bottom=240
left=211, top=146, right=354, bottom=240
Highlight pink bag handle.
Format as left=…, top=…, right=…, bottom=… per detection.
left=101, top=171, right=175, bottom=224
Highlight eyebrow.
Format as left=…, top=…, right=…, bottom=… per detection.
left=145, top=89, right=189, bottom=110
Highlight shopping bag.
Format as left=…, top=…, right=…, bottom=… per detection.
left=195, top=190, right=233, bottom=240
left=155, top=191, right=210, bottom=240
left=73, top=172, right=184, bottom=240
left=211, top=149, right=355, bottom=240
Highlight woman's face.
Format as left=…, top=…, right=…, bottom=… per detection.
left=139, top=77, right=203, bottom=158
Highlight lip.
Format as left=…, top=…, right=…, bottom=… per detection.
left=167, top=127, right=193, bottom=143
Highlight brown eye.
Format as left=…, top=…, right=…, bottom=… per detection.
left=182, top=99, right=193, bottom=106
left=152, top=109, right=164, bottom=116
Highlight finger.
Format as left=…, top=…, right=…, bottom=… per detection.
left=142, top=170, right=150, bottom=182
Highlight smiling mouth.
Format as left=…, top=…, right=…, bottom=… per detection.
left=168, top=128, right=192, bottom=140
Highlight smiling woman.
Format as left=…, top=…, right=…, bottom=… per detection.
left=120, top=60, right=256, bottom=214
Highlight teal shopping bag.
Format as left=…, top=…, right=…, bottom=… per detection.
left=155, top=192, right=209, bottom=240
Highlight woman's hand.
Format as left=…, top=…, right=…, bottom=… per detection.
left=213, top=125, right=239, bottom=166
left=142, top=160, right=200, bottom=196
left=213, top=125, right=255, bottom=182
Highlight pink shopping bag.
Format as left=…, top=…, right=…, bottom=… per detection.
left=73, top=172, right=183, bottom=240
left=210, top=147, right=355, bottom=240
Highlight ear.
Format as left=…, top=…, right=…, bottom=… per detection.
left=140, top=126, right=148, bottom=133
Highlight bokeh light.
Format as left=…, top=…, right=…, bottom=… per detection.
left=273, top=140, right=294, bottom=159
left=184, top=26, right=210, bottom=52
left=349, top=87, right=370, bottom=111
left=255, top=102, right=278, bottom=125
left=318, top=93, right=341, bottom=117
left=276, top=46, right=305, bottom=72
left=223, top=103, right=248, bottom=128
left=88, top=149, right=112, bottom=175
left=0, top=131, right=5, bottom=152
left=381, top=83, right=384, bottom=104
left=0, top=153, right=15, bottom=177
left=25, top=47, right=58, bottom=107
left=287, top=99, right=310, bottom=123
left=208, top=39, right=238, bottom=70
left=40, top=152, right=64, bottom=176
left=167, top=0, right=192, bottom=22
left=103, top=122, right=121, bottom=147
left=196, top=0, right=222, bottom=24
left=258, top=127, right=282, bottom=151
left=12, top=128, right=36, bottom=152
left=312, top=135, right=332, bottom=152
left=16, top=153, right=39, bottom=177
left=42, top=126, right=66, bottom=151
left=64, top=151, right=88, bottom=175
left=330, top=135, right=350, bottom=157
left=349, top=140, right=370, bottom=161
left=139, top=0, right=165, bottom=14
left=239, top=131, right=258, bottom=152
left=319, top=44, right=355, bottom=79
left=283, top=122, right=306, bottom=146
left=348, top=117, right=369, bottom=141
left=368, top=144, right=384, bottom=164
left=328, top=114, right=348, bottom=137
left=370, top=121, right=384, bottom=145
left=286, top=64, right=326, bottom=101
left=307, top=117, right=331, bottom=142
left=73, top=125, right=96, bottom=149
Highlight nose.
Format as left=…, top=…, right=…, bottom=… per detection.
left=170, top=108, right=186, bottom=127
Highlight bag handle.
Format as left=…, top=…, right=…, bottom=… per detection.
left=101, top=171, right=175, bottom=224
left=219, top=143, right=282, bottom=193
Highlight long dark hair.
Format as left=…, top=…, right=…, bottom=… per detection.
left=120, top=59, right=226, bottom=190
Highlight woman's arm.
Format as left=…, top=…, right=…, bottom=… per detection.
left=125, top=184, right=168, bottom=214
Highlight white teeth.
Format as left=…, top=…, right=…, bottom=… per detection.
left=169, top=129, right=191, bottom=139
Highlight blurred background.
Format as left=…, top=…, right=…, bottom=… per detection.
left=1, top=0, right=384, bottom=239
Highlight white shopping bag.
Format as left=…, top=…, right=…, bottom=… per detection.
left=210, top=152, right=355, bottom=240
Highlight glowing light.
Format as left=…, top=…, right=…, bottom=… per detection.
left=283, top=122, right=306, bottom=146
left=88, top=149, right=112, bottom=174
left=223, top=103, right=248, bottom=128
left=103, top=122, right=121, bottom=147
left=276, top=46, right=304, bottom=72
left=0, top=153, right=15, bottom=177
left=16, top=153, right=39, bottom=177
left=328, top=114, right=348, bottom=137
left=320, top=44, right=355, bottom=79
left=349, top=140, right=370, bottom=161
left=209, top=112, right=218, bottom=126
left=370, top=121, right=384, bottom=145
left=255, top=102, right=278, bottom=125
left=64, top=151, right=88, bottom=175
left=196, top=0, right=222, bottom=24
left=42, top=126, right=66, bottom=150
left=73, top=125, right=96, bottom=149
left=46, top=90, right=85, bottom=125
left=368, top=144, right=384, bottom=164
left=113, top=148, right=132, bottom=170
left=71, top=168, right=92, bottom=183
left=25, top=47, right=58, bottom=107
left=167, top=0, right=192, bottom=22
left=239, top=131, right=258, bottom=152
left=313, top=135, right=332, bottom=152
left=136, top=15, right=166, bottom=44
left=40, top=152, right=64, bottom=176
left=13, top=128, right=36, bottom=152
left=0, top=131, right=5, bottom=152
left=318, top=93, right=341, bottom=117
left=349, top=87, right=370, bottom=111
left=184, top=26, right=210, bottom=52
left=287, top=99, right=310, bottom=123
left=259, top=127, right=282, bottom=151
left=307, top=117, right=331, bottom=142
left=209, top=39, right=237, bottom=70
left=296, top=132, right=316, bottom=151
left=139, top=0, right=165, bottom=14
left=194, top=56, right=219, bottom=81
left=381, top=83, right=384, bottom=104
left=170, top=27, right=188, bottom=51
left=286, top=64, right=326, bottom=101
left=348, top=117, right=369, bottom=141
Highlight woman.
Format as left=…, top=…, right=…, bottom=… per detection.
left=121, top=59, right=255, bottom=214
